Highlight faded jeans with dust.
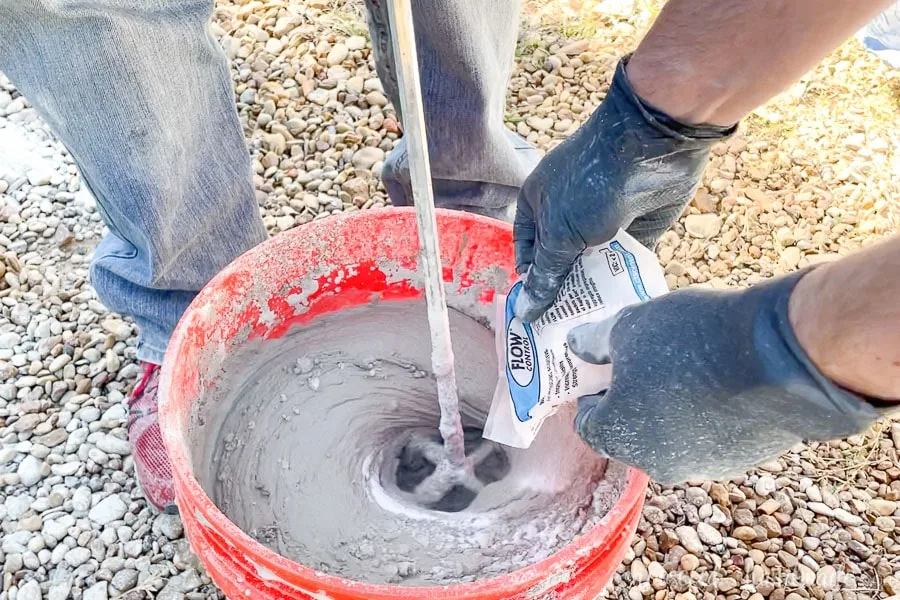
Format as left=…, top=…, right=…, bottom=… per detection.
left=0, top=0, right=535, bottom=364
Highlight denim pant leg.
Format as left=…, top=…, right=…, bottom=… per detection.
left=364, top=0, right=540, bottom=221
left=0, top=0, right=268, bottom=364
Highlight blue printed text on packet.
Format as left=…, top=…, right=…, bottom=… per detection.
left=503, top=282, right=540, bottom=422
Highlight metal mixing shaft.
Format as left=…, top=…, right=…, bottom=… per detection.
left=385, top=0, right=468, bottom=471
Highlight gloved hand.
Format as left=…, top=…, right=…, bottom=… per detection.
left=567, top=271, right=885, bottom=484
left=514, top=57, right=734, bottom=322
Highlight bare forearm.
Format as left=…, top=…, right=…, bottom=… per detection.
left=627, top=0, right=895, bottom=125
left=790, top=236, right=900, bottom=401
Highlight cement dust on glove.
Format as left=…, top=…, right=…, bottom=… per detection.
left=484, top=230, right=669, bottom=449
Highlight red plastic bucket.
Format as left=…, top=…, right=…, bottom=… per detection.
left=159, top=208, right=648, bottom=600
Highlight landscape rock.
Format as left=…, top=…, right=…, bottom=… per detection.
left=89, top=495, right=128, bottom=526
left=0, top=9, right=897, bottom=600
left=675, top=526, right=704, bottom=554
left=684, top=214, right=722, bottom=238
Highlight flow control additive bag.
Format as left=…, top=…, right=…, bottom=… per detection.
left=484, top=230, right=669, bottom=448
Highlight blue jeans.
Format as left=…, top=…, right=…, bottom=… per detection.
left=0, top=0, right=536, bottom=364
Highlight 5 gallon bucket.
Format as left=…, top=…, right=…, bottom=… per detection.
left=159, top=207, right=648, bottom=600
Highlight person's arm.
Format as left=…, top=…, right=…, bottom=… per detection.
left=514, top=0, right=897, bottom=321
left=567, top=235, right=899, bottom=484
left=515, top=0, right=900, bottom=484
left=791, top=236, right=900, bottom=401
left=628, top=0, right=897, bottom=126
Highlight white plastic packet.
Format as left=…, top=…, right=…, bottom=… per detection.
left=483, top=229, right=669, bottom=448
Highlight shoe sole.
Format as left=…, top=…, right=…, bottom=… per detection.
left=135, top=478, right=179, bottom=515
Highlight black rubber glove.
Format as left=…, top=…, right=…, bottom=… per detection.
left=514, top=57, right=735, bottom=322
left=567, top=271, right=886, bottom=484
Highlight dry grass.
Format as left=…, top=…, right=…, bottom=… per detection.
left=521, top=0, right=660, bottom=36
left=323, top=0, right=369, bottom=37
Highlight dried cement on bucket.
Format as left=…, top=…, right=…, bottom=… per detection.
left=190, top=299, right=626, bottom=586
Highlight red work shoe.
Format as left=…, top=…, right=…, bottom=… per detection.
left=127, top=362, right=177, bottom=514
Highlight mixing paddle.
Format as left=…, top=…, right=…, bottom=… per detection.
left=385, top=0, right=503, bottom=509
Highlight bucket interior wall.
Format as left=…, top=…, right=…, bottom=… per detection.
left=159, top=208, right=649, bottom=600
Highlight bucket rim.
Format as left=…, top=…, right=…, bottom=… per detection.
left=159, top=208, right=650, bottom=598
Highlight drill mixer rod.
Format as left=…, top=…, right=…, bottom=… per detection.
left=386, top=0, right=468, bottom=471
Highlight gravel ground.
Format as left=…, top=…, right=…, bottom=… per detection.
left=1, top=1, right=899, bottom=599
